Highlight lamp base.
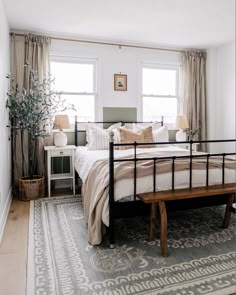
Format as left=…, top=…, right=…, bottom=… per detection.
left=54, top=130, right=68, bottom=146
left=176, top=129, right=187, bottom=141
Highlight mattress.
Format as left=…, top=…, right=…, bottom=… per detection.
left=75, top=145, right=236, bottom=227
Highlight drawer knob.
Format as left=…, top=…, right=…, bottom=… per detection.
left=60, top=151, right=63, bottom=155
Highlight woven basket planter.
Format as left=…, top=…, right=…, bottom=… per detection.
left=19, top=176, right=45, bottom=201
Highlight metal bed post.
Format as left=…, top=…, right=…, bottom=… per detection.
left=109, top=131, right=115, bottom=248
left=74, top=115, right=79, bottom=187
left=161, top=116, right=164, bottom=126
left=74, top=115, right=78, bottom=146
left=134, top=141, right=137, bottom=200
left=189, top=140, right=193, bottom=189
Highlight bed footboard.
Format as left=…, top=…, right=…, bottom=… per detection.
left=108, top=136, right=236, bottom=248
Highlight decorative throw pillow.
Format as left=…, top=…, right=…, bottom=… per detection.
left=87, top=127, right=109, bottom=150
left=119, top=126, right=153, bottom=150
left=86, top=122, right=121, bottom=144
left=152, top=125, right=169, bottom=143
left=87, top=123, right=122, bottom=150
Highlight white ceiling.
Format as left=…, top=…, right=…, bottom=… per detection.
left=3, top=0, right=235, bottom=49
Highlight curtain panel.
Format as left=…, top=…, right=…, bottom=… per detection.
left=10, top=33, right=51, bottom=185
left=182, top=50, right=207, bottom=151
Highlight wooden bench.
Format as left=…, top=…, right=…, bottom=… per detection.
left=137, top=183, right=236, bottom=257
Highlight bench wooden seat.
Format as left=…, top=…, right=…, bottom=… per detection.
left=137, top=183, right=236, bottom=257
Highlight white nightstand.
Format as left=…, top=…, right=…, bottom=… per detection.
left=44, top=145, right=76, bottom=197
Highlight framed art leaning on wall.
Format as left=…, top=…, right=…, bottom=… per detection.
left=114, top=74, right=127, bottom=91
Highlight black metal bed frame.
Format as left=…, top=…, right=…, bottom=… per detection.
left=74, top=117, right=236, bottom=248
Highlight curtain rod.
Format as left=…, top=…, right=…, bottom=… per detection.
left=10, top=32, right=183, bottom=53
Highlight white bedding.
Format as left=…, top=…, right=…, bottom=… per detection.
left=75, top=146, right=236, bottom=226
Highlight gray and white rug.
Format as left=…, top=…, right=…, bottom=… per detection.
left=27, top=196, right=236, bottom=295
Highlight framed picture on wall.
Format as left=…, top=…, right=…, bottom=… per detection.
left=114, top=74, right=127, bottom=91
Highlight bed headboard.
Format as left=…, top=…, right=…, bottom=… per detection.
left=74, top=107, right=165, bottom=146
left=103, top=107, right=137, bottom=122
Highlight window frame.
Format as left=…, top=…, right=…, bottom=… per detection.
left=140, top=63, right=181, bottom=126
left=50, top=56, right=98, bottom=124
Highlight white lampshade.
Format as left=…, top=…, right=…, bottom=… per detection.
left=53, top=115, right=70, bottom=147
left=53, top=114, right=70, bottom=130
left=176, top=115, right=189, bottom=129
left=176, top=115, right=189, bottom=142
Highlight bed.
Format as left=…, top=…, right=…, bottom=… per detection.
left=74, top=116, right=236, bottom=249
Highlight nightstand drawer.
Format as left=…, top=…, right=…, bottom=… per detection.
left=50, top=149, right=72, bottom=157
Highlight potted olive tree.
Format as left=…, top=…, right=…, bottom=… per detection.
left=6, top=70, right=72, bottom=200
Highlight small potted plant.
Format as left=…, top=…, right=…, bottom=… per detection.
left=6, top=69, right=73, bottom=200
left=186, top=128, right=200, bottom=141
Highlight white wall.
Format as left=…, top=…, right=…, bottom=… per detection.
left=50, top=40, right=181, bottom=121
left=0, top=0, right=11, bottom=241
left=207, top=41, right=235, bottom=152
left=52, top=39, right=236, bottom=152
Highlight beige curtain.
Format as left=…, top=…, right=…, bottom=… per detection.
left=182, top=50, right=207, bottom=151
left=10, top=33, right=51, bottom=184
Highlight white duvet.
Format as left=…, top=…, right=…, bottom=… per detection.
left=75, top=146, right=236, bottom=226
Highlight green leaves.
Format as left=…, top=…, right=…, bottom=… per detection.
left=6, top=69, right=75, bottom=177
left=185, top=128, right=200, bottom=140
left=6, top=69, right=74, bottom=138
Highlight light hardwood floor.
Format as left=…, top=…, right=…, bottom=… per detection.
left=0, top=198, right=29, bottom=295
left=0, top=188, right=74, bottom=295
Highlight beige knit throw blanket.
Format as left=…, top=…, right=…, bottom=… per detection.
left=82, top=150, right=236, bottom=245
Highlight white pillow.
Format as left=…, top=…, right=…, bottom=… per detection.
left=87, top=123, right=122, bottom=150
left=107, top=122, right=122, bottom=131
left=126, top=122, right=162, bottom=132
left=124, top=123, right=135, bottom=130
left=152, top=125, right=169, bottom=142
left=86, top=122, right=121, bottom=144
left=87, top=127, right=109, bottom=150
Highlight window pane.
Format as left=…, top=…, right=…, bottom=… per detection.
left=142, top=68, right=176, bottom=96
left=59, top=94, right=95, bottom=123
left=51, top=62, right=94, bottom=93
left=143, top=96, right=177, bottom=123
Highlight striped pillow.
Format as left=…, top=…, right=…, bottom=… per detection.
left=152, top=125, right=169, bottom=142
left=87, top=127, right=109, bottom=150
left=87, top=125, right=121, bottom=150
left=86, top=122, right=121, bottom=144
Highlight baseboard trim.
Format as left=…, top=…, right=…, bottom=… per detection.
left=0, top=188, right=12, bottom=242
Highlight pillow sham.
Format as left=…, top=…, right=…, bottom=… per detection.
left=125, top=121, right=162, bottom=132
left=119, top=126, right=153, bottom=150
left=87, top=124, right=121, bottom=150
left=87, top=126, right=109, bottom=150
left=124, top=123, right=135, bottom=130
left=86, top=122, right=121, bottom=144
left=152, top=125, right=169, bottom=142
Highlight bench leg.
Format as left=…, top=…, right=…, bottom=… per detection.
left=223, top=193, right=234, bottom=228
left=230, top=193, right=236, bottom=214
left=149, top=203, right=157, bottom=241
left=158, top=201, right=168, bottom=257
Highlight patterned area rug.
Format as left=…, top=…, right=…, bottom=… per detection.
left=27, top=196, right=236, bottom=295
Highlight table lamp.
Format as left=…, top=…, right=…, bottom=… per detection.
left=175, top=115, right=189, bottom=141
left=53, top=114, right=70, bottom=146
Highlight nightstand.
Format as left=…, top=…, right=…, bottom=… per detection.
left=44, top=145, right=76, bottom=197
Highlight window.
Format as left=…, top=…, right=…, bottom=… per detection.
left=50, top=59, right=96, bottom=124
left=141, top=65, right=180, bottom=124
